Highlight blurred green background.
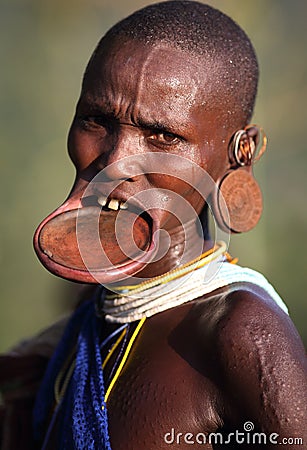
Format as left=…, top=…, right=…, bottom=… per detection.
left=1, top=0, right=306, bottom=351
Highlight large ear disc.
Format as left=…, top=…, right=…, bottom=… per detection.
left=211, top=125, right=266, bottom=233
left=214, top=169, right=263, bottom=233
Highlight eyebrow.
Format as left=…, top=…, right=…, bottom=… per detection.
left=134, top=116, right=176, bottom=134
left=80, top=97, right=186, bottom=136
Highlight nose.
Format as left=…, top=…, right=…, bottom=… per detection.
left=100, top=125, right=146, bottom=182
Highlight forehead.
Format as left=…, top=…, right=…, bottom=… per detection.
left=82, top=39, right=220, bottom=130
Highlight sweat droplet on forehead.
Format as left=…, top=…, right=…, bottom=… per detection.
left=82, top=42, right=205, bottom=130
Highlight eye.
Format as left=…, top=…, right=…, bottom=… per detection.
left=80, top=116, right=109, bottom=132
left=148, top=131, right=180, bottom=145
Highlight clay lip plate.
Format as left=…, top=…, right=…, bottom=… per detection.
left=33, top=202, right=156, bottom=284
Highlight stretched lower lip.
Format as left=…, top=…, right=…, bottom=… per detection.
left=34, top=205, right=156, bottom=284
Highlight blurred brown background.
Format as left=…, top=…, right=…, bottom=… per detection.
left=1, top=0, right=306, bottom=351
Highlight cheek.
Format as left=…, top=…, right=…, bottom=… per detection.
left=199, top=143, right=229, bottom=183
left=148, top=174, right=205, bottom=214
left=147, top=174, right=193, bottom=194
left=67, top=123, right=101, bottom=171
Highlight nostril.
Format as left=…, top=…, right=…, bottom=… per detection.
left=100, top=170, right=136, bottom=183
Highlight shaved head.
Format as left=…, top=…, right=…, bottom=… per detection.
left=86, top=1, right=258, bottom=128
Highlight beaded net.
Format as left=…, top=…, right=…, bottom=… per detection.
left=33, top=300, right=112, bottom=449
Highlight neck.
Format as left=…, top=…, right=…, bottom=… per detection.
left=100, top=240, right=228, bottom=323
left=128, top=217, right=213, bottom=281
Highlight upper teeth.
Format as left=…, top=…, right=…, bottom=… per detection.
left=97, top=195, right=128, bottom=211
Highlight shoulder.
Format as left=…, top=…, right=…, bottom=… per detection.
left=194, top=283, right=306, bottom=378
left=192, top=282, right=291, bottom=349
left=211, top=284, right=303, bottom=359
left=194, top=284, right=307, bottom=436
left=193, top=280, right=296, bottom=348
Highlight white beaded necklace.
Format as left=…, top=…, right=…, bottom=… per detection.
left=97, top=241, right=232, bottom=323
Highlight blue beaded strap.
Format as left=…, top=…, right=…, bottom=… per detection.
left=33, top=299, right=112, bottom=450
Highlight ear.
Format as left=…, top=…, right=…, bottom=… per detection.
left=229, top=125, right=266, bottom=167
left=210, top=125, right=267, bottom=233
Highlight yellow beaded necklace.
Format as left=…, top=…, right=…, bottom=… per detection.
left=55, top=241, right=236, bottom=407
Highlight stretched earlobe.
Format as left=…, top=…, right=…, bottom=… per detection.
left=211, top=125, right=267, bottom=233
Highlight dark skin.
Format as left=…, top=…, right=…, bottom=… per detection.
left=103, top=286, right=307, bottom=449
left=57, top=38, right=307, bottom=448
left=67, top=39, right=228, bottom=278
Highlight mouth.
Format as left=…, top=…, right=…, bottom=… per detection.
left=33, top=194, right=155, bottom=284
